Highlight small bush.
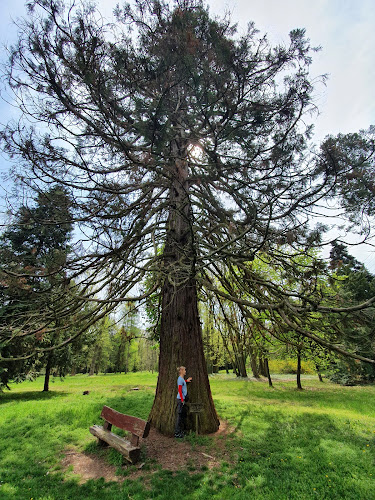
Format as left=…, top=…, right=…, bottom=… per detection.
left=267, top=358, right=316, bottom=374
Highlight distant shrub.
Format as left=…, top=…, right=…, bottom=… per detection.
left=267, top=358, right=316, bottom=375
left=326, top=358, right=375, bottom=386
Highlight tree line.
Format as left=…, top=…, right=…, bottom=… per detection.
left=1, top=184, right=373, bottom=391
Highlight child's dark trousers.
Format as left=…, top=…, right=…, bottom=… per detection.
left=175, top=399, right=187, bottom=436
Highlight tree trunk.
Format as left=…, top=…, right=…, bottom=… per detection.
left=220, top=329, right=236, bottom=377
left=43, top=352, right=53, bottom=392
left=236, top=352, right=247, bottom=378
left=249, top=346, right=260, bottom=378
left=258, top=356, right=268, bottom=377
left=89, top=351, right=97, bottom=376
left=206, top=359, right=213, bottom=374
left=296, top=348, right=303, bottom=390
left=148, top=133, right=219, bottom=436
left=231, top=353, right=240, bottom=377
left=264, top=358, right=273, bottom=387
left=316, top=364, right=323, bottom=382
left=148, top=275, right=219, bottom=435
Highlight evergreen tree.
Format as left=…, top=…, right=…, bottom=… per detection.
left=1, top=0, right=374, bottom=433
left=0, top=186, right=73, bottom=390
left=319, top=127, right=375, bottom=224
left=327, top=243, right=375, bottom=384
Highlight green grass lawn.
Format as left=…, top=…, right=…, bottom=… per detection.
left=1, top=372, right=374, bottom=499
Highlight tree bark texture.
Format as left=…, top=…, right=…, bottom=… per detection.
left=148, top=277, right=219, bottom=435
left=148, top=135, right=219, bottom=435
left=235, top=351, right=248, bottom=378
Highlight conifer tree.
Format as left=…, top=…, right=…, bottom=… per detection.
left=1, top=0, right=374, bottom=433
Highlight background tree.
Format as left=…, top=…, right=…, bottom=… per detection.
left=326, top=243, right=375, bottom=385
left=109, top=304, right=141, bottom=373
left=213, top=297, right=254, bottom=378
left=200, top=297, right=228, bottom=374
left=319, top=127, right=375, bottom=226
left=86, top=315, right=112, bottom=375
left=0, top=185, right=73, bottom=390
left=1, top=0, right=375, bottom=433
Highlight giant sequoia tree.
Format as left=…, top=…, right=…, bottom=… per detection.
left=1, top=0, right=374, bottom=434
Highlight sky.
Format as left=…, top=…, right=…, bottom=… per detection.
left=0, top=0, right=374, bottom=270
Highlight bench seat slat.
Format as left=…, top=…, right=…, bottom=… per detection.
left=89, top=424, right=141, bottom=463
left=100, top=405, right=150, bottom=438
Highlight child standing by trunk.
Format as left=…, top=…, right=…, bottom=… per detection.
left=175, top=366, right=192, bottom=438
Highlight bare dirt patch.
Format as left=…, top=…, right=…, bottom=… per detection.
left=61, top=450, right=123, bottom=484
left=61, top=419, right=235, bottom=484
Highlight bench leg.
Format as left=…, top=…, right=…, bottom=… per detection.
left=98, top=438, right=109, bottom=447
left=98, top=421, right=112, bottom=447
left=130, top=434, right=139, bottom=447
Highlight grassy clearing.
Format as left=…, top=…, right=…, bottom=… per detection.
left=0, top=372, right=375, bottom=499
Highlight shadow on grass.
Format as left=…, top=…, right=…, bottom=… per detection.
left=219, top=406, right=375, bottom=499
left=0, top=389, right=69, bottom=404
left=1, top=383, right=374, bottom=499
left=0, top=393, right=207, bottom=500
left=0, top=464, right=206, bottom=500
left=85, top=394, right=375, bottom=498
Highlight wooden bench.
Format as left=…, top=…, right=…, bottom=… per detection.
left=89, top=405, right=150, bottom=463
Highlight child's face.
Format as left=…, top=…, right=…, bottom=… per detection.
left=180, top=368, right=186, bottom=377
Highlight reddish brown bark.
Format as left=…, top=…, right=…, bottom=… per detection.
left=148, top=134, right=219, bottom=435
left=148, top=276, right=219, bottom=435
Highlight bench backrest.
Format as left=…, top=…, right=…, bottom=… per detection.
left=100, top=405, right=150, bottom=438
